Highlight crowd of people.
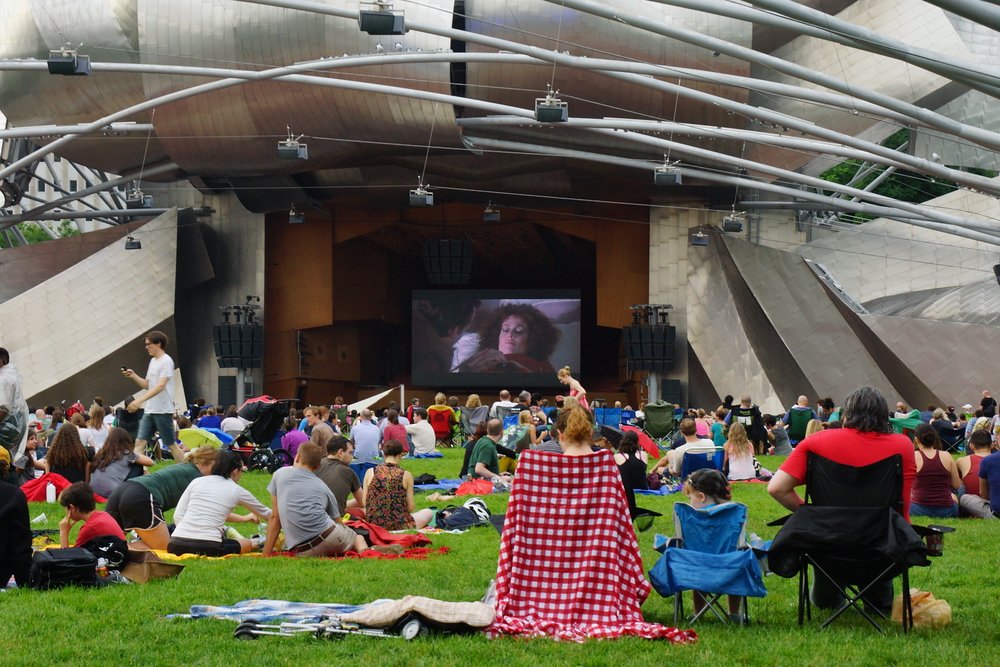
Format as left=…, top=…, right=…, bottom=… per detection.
left=3, top=335, right=1000, bottom=629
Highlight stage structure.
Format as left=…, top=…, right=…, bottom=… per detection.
left=0, top=0, right=997, bottom=409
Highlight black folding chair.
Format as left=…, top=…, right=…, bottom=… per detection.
left=768, top=454, right=931, bottom=633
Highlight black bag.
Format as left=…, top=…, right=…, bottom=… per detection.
left=81, top=535, right=130, bottom=570
left=413, top=473, right=437, bottom=486
left=28, top=548, right=98, bottom=590
left=436, top=506, right=480, bottom=530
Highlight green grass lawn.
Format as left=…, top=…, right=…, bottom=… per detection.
left=8, top=450, right=1000, bottom=667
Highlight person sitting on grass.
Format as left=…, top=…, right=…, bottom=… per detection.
left=681, top=468, right=747, bottom=624
left=168, top=450, right=271, bottom=557
left=43, top=423, right=91, bottom=484
left=58, top=481, right=125, bottom=548
left=105, top=445, right=219, bottom=550
left=12, top=429, right=45, bottom=486
left=957, top=431, right=996, bottom=518
left=723, top=423, right=761, bottom=481
left=363, top=439, right=434, bottom=531
left=89, top=427, right=155, bottom=498
left=264, top=442, right=370, bottom=557
left=315, top=436, right=364, bottom=519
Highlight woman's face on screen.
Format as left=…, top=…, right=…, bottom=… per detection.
left=498, top=315, right=530, bottom=355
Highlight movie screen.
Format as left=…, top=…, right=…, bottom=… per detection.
left=412, top=290, right=582, bottom=387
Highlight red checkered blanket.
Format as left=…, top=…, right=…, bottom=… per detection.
left=488, top=450, right=696, bottom=643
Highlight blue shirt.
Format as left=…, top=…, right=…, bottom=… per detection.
left=978, top=451, right=1000, bottom=513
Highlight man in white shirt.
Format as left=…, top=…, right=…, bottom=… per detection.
left=652, top=418, right=717, bottom=476
left=490, top=390, right=518, bottom=420
left=405, top=408, right=437, bottom=455
left=124, top=330, right=177, bottom=460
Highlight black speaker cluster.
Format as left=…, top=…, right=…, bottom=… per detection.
left=212, top=323, right=264, bottom=369
left=622, top=323, right=676, bottom=372
left=422, top=239, right=472, bottom=285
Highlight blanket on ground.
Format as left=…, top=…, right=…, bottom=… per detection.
left=177, top=599, right=367, bottom=622
left=153, top=546, right=448, bottom=561
left=488, top=450, right=697, bottom=643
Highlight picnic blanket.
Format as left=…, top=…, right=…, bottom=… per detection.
left=411, top=451, right=444, bottom=458
left=414, top=478, right=464, bottom=492
left=488, top=450, right=696, bottom=643
left=177, top=599, right=367, bottom=622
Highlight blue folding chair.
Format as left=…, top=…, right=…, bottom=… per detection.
left=649, top=502, right=767, bottom=625
left=594, top=407, right=623, bottom=428
left=679, top=449, right=724, bottom=480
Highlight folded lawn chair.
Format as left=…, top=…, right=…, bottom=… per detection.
left=649, top=502, right=767, bottom=625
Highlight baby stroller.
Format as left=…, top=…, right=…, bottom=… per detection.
left=231, top=395, right=295, bottom=473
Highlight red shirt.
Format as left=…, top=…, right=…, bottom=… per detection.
left=75, top=510, right=126, bottom=547
left=779, top=428, right=915, bottom=521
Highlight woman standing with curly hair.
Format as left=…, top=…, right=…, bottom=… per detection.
left=43, top=423, right=90, bottom=483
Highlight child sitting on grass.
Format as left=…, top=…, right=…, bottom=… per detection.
left=58, top=482, right=126, bottom=548
left=723, top=423, right=762, bottom=481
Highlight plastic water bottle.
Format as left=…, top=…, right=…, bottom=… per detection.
left=45, top=482, right=56, bottom=503
left=748, top=532, right=764, bottom=550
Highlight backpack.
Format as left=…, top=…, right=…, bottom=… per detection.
left=28, top=548, right=97, bottom=590
left=81, top=535, right=130, bottom=570
left=437, top=498, right=491, bottom=530
left=436, top=506, right=480, bottom=530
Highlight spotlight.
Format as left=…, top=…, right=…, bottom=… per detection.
left=689, top=231, right=709, bottom=247
left=654, top=159, right=682, bottom=186
left=47, top=47, right=91, bottom=76
left=359, top=0, right=406, bottom=35
left=288, top=205, right=305, bottom=224
left=124, top=235, right=142, bottom=250
left=483, top=202, right=500, bottom=222
left=409, top=180, right=433, bottom=207
left=125, top=184, right=152, bottom=209
left=534, top=85, right=568, bottom=123
left=722, top=210, right=746, bottom=233
left=277, top=127, right=308, bottom=160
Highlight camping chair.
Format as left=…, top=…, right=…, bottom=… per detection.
left=643, top=401, right=677, bottom=448
left=767, top=454, right=931, bottom=633
left=594, top=407, right=623, bottom=428
left=649, top=502, right=767, bottom=625
left=461, top=405, right=490, bottom=439
left=934, top=426, right=965, bottom=453
left=786, top=409, right=813, bottom=444
left=427, top=406, right=455, bottom=445
left=680, top=449, right=724, bottom=480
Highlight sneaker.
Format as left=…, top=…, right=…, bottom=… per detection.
left=250, top=535, right=265, bottom=550
left=372, top=544, right=404, bottom=555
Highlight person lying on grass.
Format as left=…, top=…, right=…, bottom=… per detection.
left=168, top=450, right=271, bottom=557
left=58, top=481, right=125, bottom=548
left=264, top=442, right=369, bottom=557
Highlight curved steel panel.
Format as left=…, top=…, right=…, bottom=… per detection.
left=141, top=0, right=459, bottom=175
left=462, top=0, right=750, bottom=126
